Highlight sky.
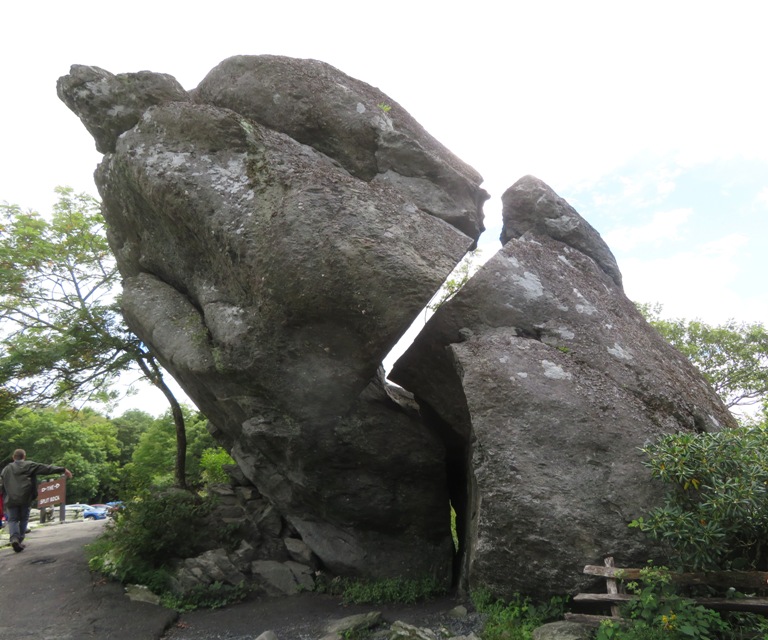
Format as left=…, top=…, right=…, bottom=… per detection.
left=1, top=1, right=766, bottom=415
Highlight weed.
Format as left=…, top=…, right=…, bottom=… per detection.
left=472, top=590, right=566, bottom=640
left=595, top=564, right=728, bottom=640
left=341, top=628, right=374, bottom=640
left=161, top=581, right=250, bottom=612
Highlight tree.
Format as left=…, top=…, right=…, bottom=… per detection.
left=0, top=406, right=120, bottom=503
left=639, top=303, right=768, bottom=410
left=110, top=409, right=155, bottom=466
left=123, top=406, right=223, bottom=492
left=0, top=187, right=190, bottom=488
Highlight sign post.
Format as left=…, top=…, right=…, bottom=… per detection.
left=37, top=476, right=67, bottom=523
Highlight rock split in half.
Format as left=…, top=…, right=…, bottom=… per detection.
left=58, top=57, right=734, bottom=598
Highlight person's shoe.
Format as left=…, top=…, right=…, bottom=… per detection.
left=11, top=538, right=23, bottom=553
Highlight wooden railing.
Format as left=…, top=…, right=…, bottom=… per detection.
left=564, top=557, right=768, bottom=627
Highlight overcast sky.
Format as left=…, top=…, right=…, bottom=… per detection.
left=2, top=1, right=766, bottom=415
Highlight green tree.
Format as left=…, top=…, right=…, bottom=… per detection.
left=123, top=406, right=223, bottom=492
left=111, top=409, right=155, bottom=466
left=0, top=406, right=120, bottom=502
left=0, top=188, right=190, bottom=488
left=638, top=303, right=768, bottom=409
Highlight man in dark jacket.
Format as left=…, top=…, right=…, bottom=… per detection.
left=0, top=449, right=72, bottom=552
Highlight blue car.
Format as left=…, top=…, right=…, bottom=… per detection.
left=83, top=506, right=108, bottom=520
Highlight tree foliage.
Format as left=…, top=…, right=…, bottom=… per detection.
left=110, top=409, right=155, bottom=466
left=200, top=447, right=235, bottom=485
left=0, top=188, right=190, bottom=487
left=0, top=188, right=130, bottom=409
left=639, top=303, right=768, bottom=409
left=0, top=405, right=232, bottom=502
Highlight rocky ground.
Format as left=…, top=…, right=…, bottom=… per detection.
left=162, top=590, right=485, bottom=639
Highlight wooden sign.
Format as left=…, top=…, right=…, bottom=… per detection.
left=37, top=477, right=67, bottom=508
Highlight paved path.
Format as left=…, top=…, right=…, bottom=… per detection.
left=0, top=520, right=475, bottom=640
left=0, top=520, right=177, bottom=639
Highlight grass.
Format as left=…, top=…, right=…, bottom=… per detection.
left=472, top=590, right=567, bottom=640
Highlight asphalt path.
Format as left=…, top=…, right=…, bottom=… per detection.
left=0, top=520, right=476, bottom=640
left=0, top=519, right=177, bottom=639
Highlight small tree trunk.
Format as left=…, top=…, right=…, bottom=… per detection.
left=159, top=379, right=188, bottom=490
left=136, top=355, right=188, bottom=490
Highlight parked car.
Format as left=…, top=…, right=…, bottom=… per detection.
left=106, top=501, right=124, bottom=515
left=64, top=503, right=90, bottom=512
left=83, top=505, right=108, bottom=520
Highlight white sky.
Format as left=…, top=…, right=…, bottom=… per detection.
left=2, top=1, right=766, bottom=415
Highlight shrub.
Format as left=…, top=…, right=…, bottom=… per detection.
left=594, top=565, right=727, bottom=640
left=199, top=447, right=235, bottom=486
left=630, top=426, right=768, bottom=571
left=87, top=488, right=227, bottom=594
left=86, top=534, right=173, bottom=594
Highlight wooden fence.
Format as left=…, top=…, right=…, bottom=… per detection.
left=565, top=557, right=768, bottom=627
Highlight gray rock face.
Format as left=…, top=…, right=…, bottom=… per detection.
left=391, top=186, right=736, bottom=600
left=96, top=98, right=474, bottom=426
left=251, top=559, right=312, bottom=596
left=56, top=65, right=189, bottom=153
left=58, top=55, right=479, bottom=584
left=500, top=175, right=623, bottom=289
left=228, top=370, right=453, bottom=579
left=192, top=55, right=488, bottom=241
left=171, top=548, right=246, bottom=595
left=324, top=612, right=383, bottom=637
left=532, top=621, right=593, bottom=640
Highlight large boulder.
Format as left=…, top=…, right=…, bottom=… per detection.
left=192, top=55, right=488, bottom=241
left=390, top=176, right=736, bottom=599
left=58, top=56, right=736, bottom=600
left=57, top=56, right=484, bottom=583
left=227, top=369, right=453, bottom=579
left=499, top=175, right=623, bottom=289
left=56, top=65, right=189, bottom=153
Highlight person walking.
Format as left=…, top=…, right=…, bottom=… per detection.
left=0, top=449, right=72, bottom=553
